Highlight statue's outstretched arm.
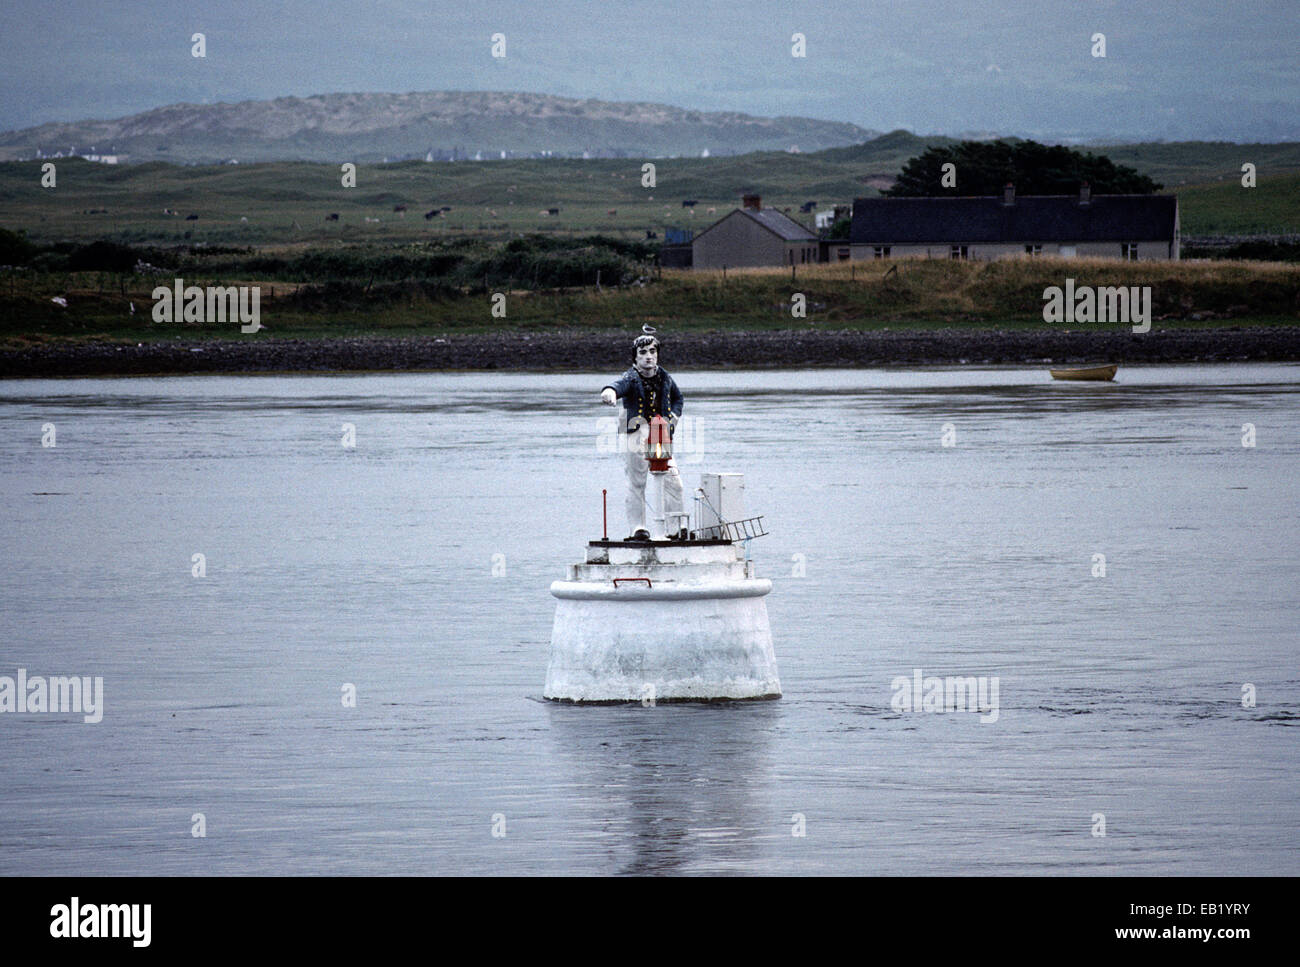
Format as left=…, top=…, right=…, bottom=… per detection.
left=602, top=372, right=630, bottom=404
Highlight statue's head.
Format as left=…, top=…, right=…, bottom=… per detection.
left=634, top=334, right=659, bottom=377
left=634, top=335, right=660, bottom=376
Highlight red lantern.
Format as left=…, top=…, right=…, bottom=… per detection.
left=647, top=415, right=672, bottom=472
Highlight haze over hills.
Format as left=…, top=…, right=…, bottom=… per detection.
left=0, top=91, right=880, bottom=164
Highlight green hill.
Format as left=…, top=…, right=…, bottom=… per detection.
left=1090, top=141, right=1300, bottom=189
left=0, top=91, right=877, bottom=165
left=3, top=133, right=1299, bottom=246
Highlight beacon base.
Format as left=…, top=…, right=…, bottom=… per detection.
left=543, top=540, right=781, bottom=703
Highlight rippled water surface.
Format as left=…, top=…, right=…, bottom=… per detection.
left=1, top=364, right=1297, bottom=875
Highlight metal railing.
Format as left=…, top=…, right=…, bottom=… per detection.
left=691, top=515, right=768, bottom=542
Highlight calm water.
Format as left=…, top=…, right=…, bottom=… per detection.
left=1, top=364, right=1297, bottom=875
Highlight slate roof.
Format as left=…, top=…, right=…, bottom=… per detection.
left=850, top=195, right=1178, bottom=244
left=745, top=207, right=818, bottom=241
left=695, top=207, right=817, bottom=244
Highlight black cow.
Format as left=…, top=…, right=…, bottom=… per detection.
left=185, top=214, right=198, bottom=220
left=424, top=209, right=437, bottom=220
left=325, top=213, right=339, bottom=221
left=682, top=199, right=697, bottom=207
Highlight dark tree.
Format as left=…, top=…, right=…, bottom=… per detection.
left=0, top=227, right=37, bottom=265
left=67, top=240, right=138, bottom=273
left=825, top=216, right=852, bottom=240
left=885, top=140, right=1162, bottom=196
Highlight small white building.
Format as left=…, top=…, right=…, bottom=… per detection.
left=692, top=195, right=818, bottom=270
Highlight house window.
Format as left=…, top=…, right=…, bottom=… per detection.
left=949, top=245, right=968, bottom=260
left=1121, top=243, right=1139, bottom=261
left=837, top=248, right=850, bottom=262
left=1025, top=244, right=1042, bottom=256
left=873, top=246, right=890, bottom=259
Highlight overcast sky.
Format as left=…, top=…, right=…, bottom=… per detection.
left=1, top=0, right=1295, bottom=141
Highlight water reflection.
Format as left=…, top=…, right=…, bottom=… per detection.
left=547, top=701, right=780, bottom=875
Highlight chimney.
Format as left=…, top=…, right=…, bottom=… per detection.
left=1002, top=183, right=1015, bottom=206
left=742, top=194, right=761, bottom=211
left=1079, top=182, right=1092, bottom=206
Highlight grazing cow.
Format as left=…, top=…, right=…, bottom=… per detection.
left=425, top=209, right=437, bottom=220
left=682, top=199, right=697, bottom=207
left=185, top=214, right=198, bottom=220
left=645, top=230, right=657, bottom=240
left=707, top=207, right=716, bottom=214
left=365, top=217, right=380, bottom=223
left=326, top=213, right=339, bottom=221
left=393, top=204, right=407, bottom=212
left=607, top=209, right=617, bottom=215
left=539, top=210, right=550, bottom=216
left=547, top=208, right=559, bottom=215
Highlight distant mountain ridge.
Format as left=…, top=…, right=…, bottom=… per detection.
left=0, top=91, right=880, bottom=164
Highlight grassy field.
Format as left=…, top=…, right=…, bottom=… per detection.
left=1174, top=171, right=1300, bottom=235
left=5, top=256, right=1296, bottom=348
left=0, top=154, right=877, bottom=247
left=3, top=135, right=1300, bottom=247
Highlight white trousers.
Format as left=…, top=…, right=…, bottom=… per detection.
left=624, top=423, right=683, bottom=536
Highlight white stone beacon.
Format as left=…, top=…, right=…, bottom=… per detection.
left=544, top=473, right=781, bottom=703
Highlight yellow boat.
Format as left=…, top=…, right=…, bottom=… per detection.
left=1049, top=364, right=1118, bottom=381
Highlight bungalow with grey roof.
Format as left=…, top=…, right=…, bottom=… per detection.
left=692, top=195, right=819, bottom=270
left=850, top=184, right=1179, bottom=261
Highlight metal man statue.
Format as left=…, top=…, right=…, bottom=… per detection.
left=601, top=331, right=686, bottom=541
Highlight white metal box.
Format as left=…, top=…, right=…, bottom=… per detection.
left=696, top=473, right=746, bottom=530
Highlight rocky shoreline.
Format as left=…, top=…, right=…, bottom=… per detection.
left=3, top=326, right=1299, bottom=378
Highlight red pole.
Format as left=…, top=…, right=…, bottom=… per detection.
left=602, top=489, right=607, bottom=540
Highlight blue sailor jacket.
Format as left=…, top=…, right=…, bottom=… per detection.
left=603, top=367, right=683, bottom=435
